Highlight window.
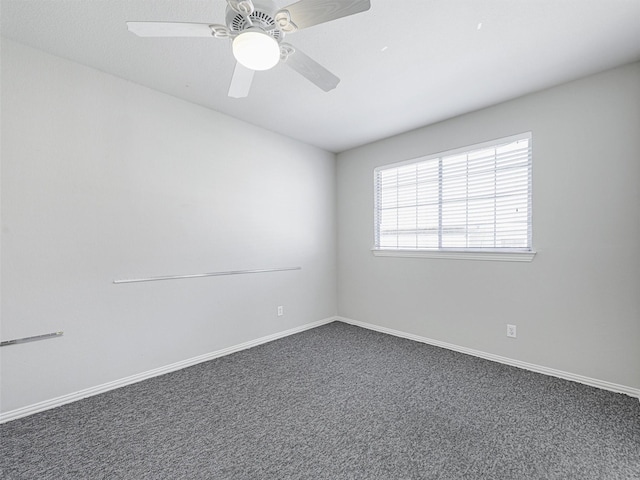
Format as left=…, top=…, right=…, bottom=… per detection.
left=374, top=133, right=534, bottom=261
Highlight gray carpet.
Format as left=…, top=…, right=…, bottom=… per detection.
left=1, top=322, right=639, bottom=479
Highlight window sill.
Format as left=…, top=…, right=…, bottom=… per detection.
left=371, top=249, right=536, bottom=262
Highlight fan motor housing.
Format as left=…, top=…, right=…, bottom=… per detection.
left=226, top=0, right=284, bottom=41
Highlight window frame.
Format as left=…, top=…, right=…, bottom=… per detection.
left=372, top=133, right=536, bottom=262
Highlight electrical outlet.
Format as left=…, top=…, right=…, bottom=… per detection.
left=277, top=306, right=284, bottom=317
left=506, top=324, right=517, bottom=338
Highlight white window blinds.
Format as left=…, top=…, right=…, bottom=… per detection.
left=374, top=133, right=532, bottom=252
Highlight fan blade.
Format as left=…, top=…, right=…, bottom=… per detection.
left=283, top=45, right=339, bottom=92
left=126, top=22, right=216, bottom=37
left=276, top=0, right=370, bottom=32
left=228, top=62, right=255, bottom=98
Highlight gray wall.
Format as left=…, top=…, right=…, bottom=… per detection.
left=2, top=38, right=639, bottom=415
left=1, top=40, right=337, bottom=413
left=337, top=62, right=640, bottom=390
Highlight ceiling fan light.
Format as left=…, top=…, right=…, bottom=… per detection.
left=232, top=29, right=280, bottom=71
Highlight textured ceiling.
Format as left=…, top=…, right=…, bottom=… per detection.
left=2, top=0, right=640, bottom=152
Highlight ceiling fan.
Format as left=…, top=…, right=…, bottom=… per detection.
left=127, top=0, right=371, bottom=98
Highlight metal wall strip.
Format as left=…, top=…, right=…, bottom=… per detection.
left=1, top=332, right=64, bottom=347
left=113, top=266, right=302, bottom=284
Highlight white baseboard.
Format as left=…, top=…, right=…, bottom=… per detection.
left=0, top=316, right=338, bottom=424
left=337, top=316, right=640, bottom=400
left=4, top=315, right=637, bottom=423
